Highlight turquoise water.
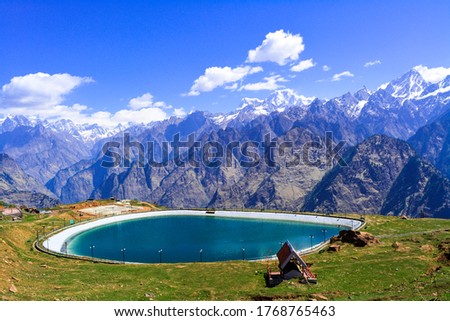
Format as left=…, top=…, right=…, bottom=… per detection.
left=67, top=215, right=340, bottom=263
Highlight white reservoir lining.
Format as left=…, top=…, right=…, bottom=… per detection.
left=44, top=210, right=363, bottom=253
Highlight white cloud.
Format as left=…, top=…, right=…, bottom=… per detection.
left=153, top=101, right=170, bottom=108
left=58, top=106, right=172, bottom=127
left=246, top=30, right=305, bottom=65
left=1, top=72, right=93, bottom=108
left=414, top=65, right=450, bottom=83
left=89, top=111, right=114, bottom=125
left=128, top=92, right=154, bottom=109
left=188, top=65, right=262, bottom=96
left=322, top=65, right=330, bottom=72
left=0, top=102, right=175, bottom=128
left=0, top=72, right=97, bottom=123
left=173, top=108, right=187, bottom=117
left=331, top=71, right=354, bottom=82
left=128, top=92, right=172, bottom=110
left=0, top=72, right=184, bottom=127
left=112, top=107, right=168, bottom=124
left=290, top=59, right=316, bottom=72
left=224, top=83, right=238, bottom=90
left=364, top=60, right=381, bottom=67
left=239, top=75, right=288, bottom=91
left=72, top=103, right=88, bottom=111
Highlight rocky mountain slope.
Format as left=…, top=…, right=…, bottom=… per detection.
left=301, top=135, right=417, bottom=214
left=2, top=67, right=450, bottom=217
left=0, top=153, right=59, bottom=208
left=408, top=110, right=450, bottom=178
left=0, top=123, right=91, bottom=184
left=301, top=135, right=449, bottom=218
left=381, top=157, right=450, bottom=218
left=50, top=117, right=330, bottom=208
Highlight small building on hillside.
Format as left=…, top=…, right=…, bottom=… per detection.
left=265, top=240, right=317, bottom=287
left=2, top=207, right=23, bottom=221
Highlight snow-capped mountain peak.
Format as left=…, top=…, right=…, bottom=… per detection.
left=237, top=89, right=314, bottom=115
left=266, top=89, right=298, bottom=107
left=237, top=97, right=264, bottom=111
left=48, top=119, right=78, bottom=133
left=354, top=86, right=372, bottom=100
left=212, top=89, right=317, bottom=127
left=266, top=89, right=315, bottom=108
left=0, top=114, right=123, bottom=145
left=384, top=69, right=429, bottom=102
left=1, top=66, right=449, bottom=145
left=77, top=123, right=124, bottom=143
left=416, top=75, right=450, bottom=101
left=215, top=89, right=316, bottom=125
left=0, top=115, right=42, bottom=133
left=330, top=88, right=371, bottom=119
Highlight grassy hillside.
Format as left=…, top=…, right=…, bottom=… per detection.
left=0, top=208, right=449, bottom=301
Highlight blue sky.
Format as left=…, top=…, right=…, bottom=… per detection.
left=1, top=0, right=450, bottom=126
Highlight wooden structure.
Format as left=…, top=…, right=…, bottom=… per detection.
left=265, top=240, right=317, bottom=287
left=1, top=207, right=23, bottom=221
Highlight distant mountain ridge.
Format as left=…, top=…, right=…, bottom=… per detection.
left=1, top=67, right=449, bottom=146
left=0, top=153, right=59, bottom=208
left=408, top=110, right=450, bottom=179
left=0, top=124, right=92, bottom=184
left=1, top=67, right=450, bottom=217
left=0, top=115, right=124, bottom=145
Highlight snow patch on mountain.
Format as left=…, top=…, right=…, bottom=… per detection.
left=378, top=82, right=389, bottom=90
left=349, top=100, right=368, bottom=118
left=414, top=65, right=450, bottom=84
left=242, top=89, right=313, bottom=115
left=0, top=115, right=42, bottom=133
left=386, top=69, right=429, bottom=102
left=417, top=84, right=450, bottom=100
left=212, top=113, right=239, bottom=125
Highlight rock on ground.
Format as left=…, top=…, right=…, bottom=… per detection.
left=333, top=230, right=379, bottom=247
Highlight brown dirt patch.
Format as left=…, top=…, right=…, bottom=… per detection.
left=420, top=245, right=434, bottom=252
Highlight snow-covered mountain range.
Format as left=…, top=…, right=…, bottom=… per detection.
left=1, top=67, right=449, bottom=143
left=1, top=67, right=449, bottom=216
left=0, top=116, right=125, bottom=145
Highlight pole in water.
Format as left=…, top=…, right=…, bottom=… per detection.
left=242, top=248, right=245, bottom=260
left=158, top=249, right=163, bottom=263
left=90, top=245, right=95, bottom=260
left=322, top=229, right=327, bottom=243
left=200, top=249, right=203, bottom=262
left=121, top=248, right=126, bottom=263
left=309, top=235, right=314, bottom=249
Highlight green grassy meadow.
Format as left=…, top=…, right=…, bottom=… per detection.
left=0, top=210, right=449, bottom=301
